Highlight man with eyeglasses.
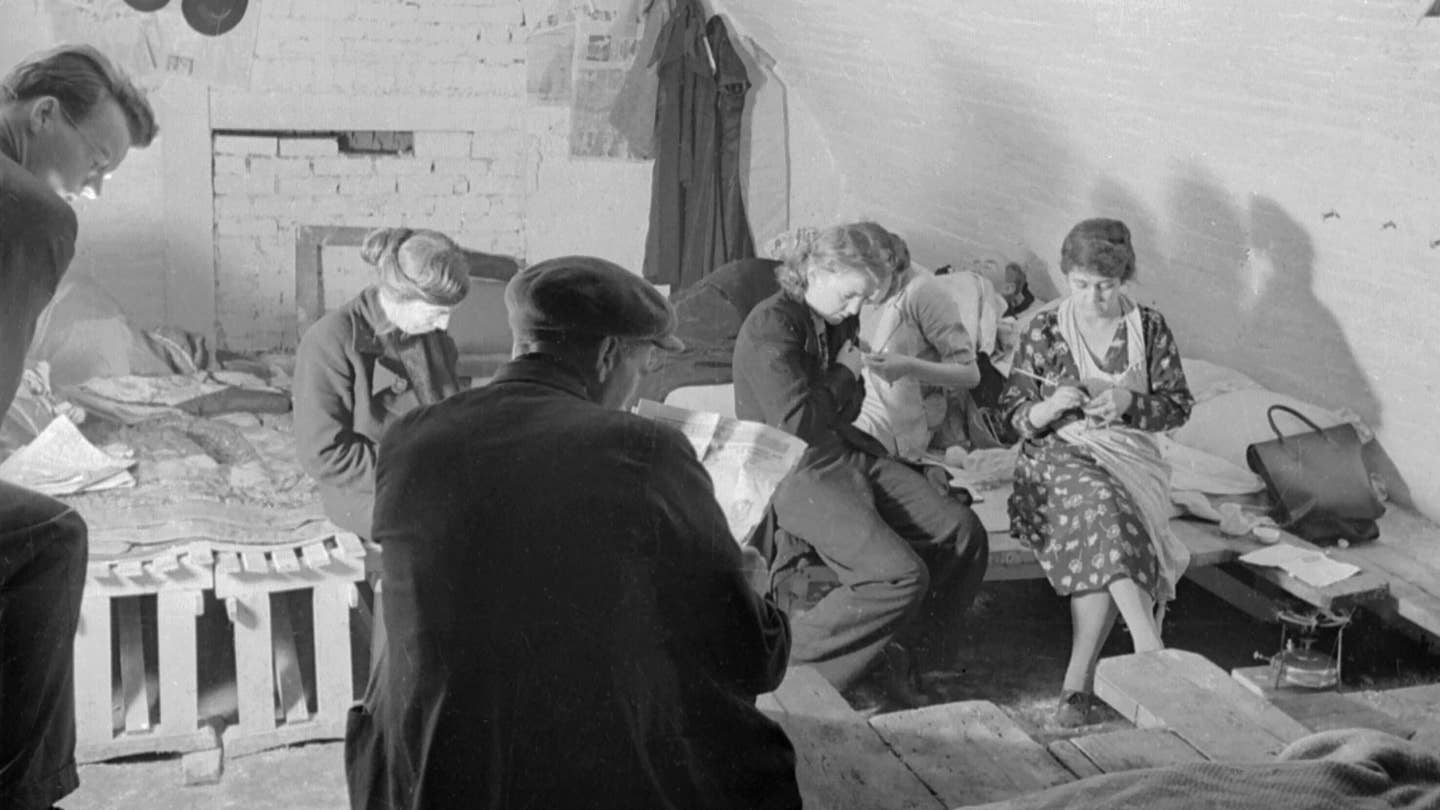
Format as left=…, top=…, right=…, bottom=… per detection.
left=347, top=256, right=799, bottom=810
left=0, top=45, right=157, bottom=810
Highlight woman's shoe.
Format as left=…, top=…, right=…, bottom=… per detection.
left=1052, top=689, right=1094, bottom=728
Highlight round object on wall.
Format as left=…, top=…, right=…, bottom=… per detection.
left=180, top=0, right=249, bottom=37
left=122, top=0, right=171, bottom=10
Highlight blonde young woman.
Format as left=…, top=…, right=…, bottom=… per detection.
left=733, top=222, right=989, bottom=706
left=1000, top=218, right=1194, bottom=727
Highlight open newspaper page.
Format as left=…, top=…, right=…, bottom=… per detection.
left=635, top=400, right=807, bottom=544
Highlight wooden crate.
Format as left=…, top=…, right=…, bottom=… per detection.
left=212, top=533, right=368, bottom=758
left=74, top=542, right=219, bottom=764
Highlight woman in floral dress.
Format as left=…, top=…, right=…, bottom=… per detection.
left=1000, top=218, right=1194, bottom=727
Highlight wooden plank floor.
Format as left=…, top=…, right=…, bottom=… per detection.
left=759, top=660, right=1313, bottom=809
left=1047, top=728, right=1207, bottom=778
left=869, top=701, right=1073, bottom=807
left=1096, top=650, right=1311, bottom=761
left=1230, top=665, right=1418, bottom=739
left=758, top=668, right=945, bottom=810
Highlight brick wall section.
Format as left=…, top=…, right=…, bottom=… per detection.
left=720, top=0, right=1440, bottom=516
left=212, top=0, right=528, bottom=350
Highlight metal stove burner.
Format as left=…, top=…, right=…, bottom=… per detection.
left=1269, top=607, right=1352, bottom=691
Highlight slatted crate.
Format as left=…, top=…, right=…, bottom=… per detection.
left=211, top=532, right=368, bottom=758
left=74, top=542, right=220, bottom=764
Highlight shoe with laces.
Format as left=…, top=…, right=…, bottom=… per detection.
left=1051, top=689, right=1094, bottom=728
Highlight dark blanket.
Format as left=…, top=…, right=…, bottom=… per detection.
left=963, top=729, right=1440, bottom=809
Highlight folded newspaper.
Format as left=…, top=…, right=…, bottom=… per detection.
left=0, top=413, right=136, bottom=495
left=635, top=400, right=807, bottom=544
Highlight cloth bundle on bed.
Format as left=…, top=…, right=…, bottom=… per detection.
left=962, top=728, right=1440, bottom=810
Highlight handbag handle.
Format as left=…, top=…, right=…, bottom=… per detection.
left=1266, top=404, right=1335, bottom=446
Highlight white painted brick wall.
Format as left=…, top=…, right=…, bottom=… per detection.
left=214, top=0, right=532, bottom=351
left=214, top=134, right=277, bottom=155
left=278, top=137, right=340, bottom=157
left=414, top=131, right=474, bottom=158
left=310, top=156, right=379, bottom=177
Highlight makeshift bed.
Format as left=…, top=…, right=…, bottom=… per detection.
left=2, top=339, right=363, bottom=769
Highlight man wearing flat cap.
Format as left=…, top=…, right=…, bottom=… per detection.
left=346, top=256, right=799, bottom=810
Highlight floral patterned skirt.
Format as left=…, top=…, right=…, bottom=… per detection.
left=1008, top=440, right=1161, bottom=598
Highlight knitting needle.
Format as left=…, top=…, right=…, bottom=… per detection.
left=1007, top=365, right=1059, bottom=388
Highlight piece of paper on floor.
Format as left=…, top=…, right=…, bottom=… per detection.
left=1239, top=542, right=1359, bottom=589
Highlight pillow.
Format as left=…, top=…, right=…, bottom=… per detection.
left=1169, top=389, right=1351, bottom=471
left=1179, top=357, right=1264, bottom=404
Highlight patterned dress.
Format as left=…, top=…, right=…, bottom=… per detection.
left=1001, top=305, right=1193, bottom=598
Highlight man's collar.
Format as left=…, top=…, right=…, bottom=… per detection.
left=491, top=353, right=594, bottom=402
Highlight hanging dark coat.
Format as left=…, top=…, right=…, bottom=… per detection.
left=642, top=1, right=755, bottom=291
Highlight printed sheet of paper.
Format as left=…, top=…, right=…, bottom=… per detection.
left=1239, top=542, right=1360, bottom=589
left=0, top=415, right=135, bottom=496
left=635, top=400, right=806, bottom=544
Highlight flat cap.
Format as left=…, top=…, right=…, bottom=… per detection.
left=505, top=255, right=685, bottom=351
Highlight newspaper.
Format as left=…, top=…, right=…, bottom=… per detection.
left=0, top=414, right=135, bottom=496
left=635, top=400, right=807, bottom=544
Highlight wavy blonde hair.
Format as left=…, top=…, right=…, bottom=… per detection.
left=767, top=222, right=899, bottom=302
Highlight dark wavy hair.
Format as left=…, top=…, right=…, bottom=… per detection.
left=2, top=44, right=158, bottom=147
left=1060, top=218, right=1136, bottom=282
left=362, top=228, right=471, bottom=307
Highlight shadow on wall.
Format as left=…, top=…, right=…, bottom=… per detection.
left=1090, top=170, right=1408, bottom=504
left=723, top=19, right=789, bottom=244
left=872, top=45, right=1079, bottom=271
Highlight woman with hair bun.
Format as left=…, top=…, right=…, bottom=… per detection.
left=294, top=227, right=470, bottom=540
left=734, top=222, right=989, bottom=708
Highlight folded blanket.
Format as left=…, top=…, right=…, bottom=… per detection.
left=961, top=728, right=1440, bottom=809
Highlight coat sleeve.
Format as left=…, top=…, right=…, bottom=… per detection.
left=999, top=314, right=1057, bottom=441
left=1124, top=307, right=1194, bottom=432
left=0, top=194, right=75, bottom=416
left=293, top=319, right=377, bottom=495
left=735, top=303, right=862, bottom=445
left=646, top=424, right=790, bottom=695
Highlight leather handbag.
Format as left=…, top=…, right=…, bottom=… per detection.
left=1245, top=404, right=1384, bottom=544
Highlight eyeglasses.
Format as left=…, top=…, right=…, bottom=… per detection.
left=56, top=104, right=112, bottom=191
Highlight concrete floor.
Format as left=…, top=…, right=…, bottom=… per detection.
left=68, top=742, right=347, bottom=810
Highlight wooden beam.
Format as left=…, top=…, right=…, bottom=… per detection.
left=1095, top=649, right=1310, bottom=761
